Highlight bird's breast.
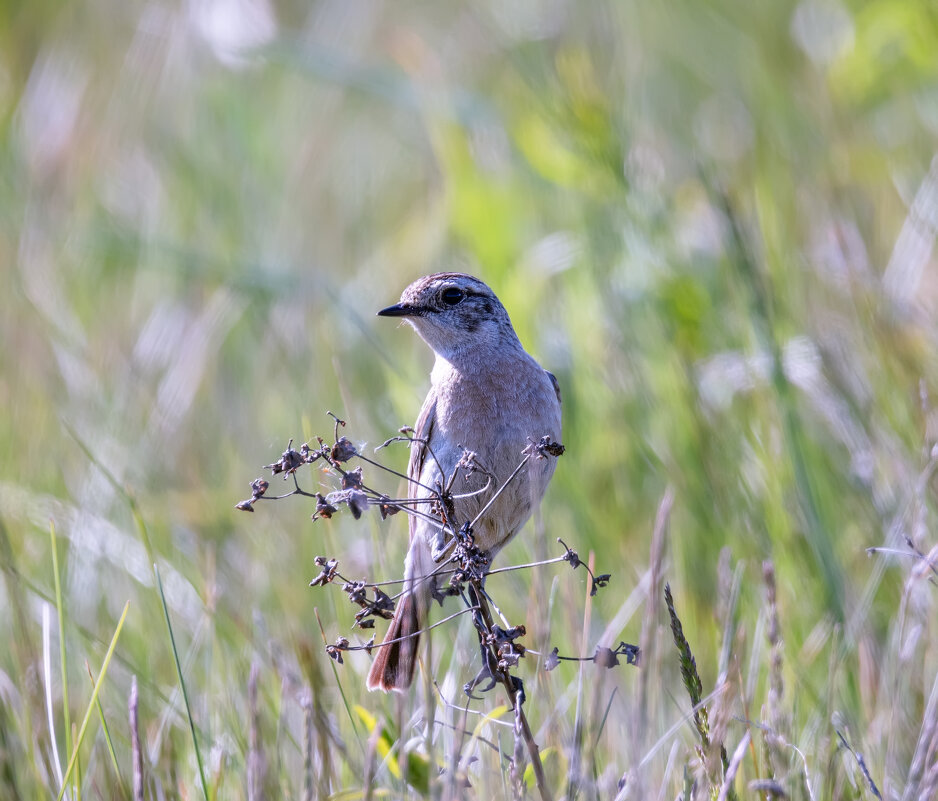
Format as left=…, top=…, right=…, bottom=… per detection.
left=431, top=355, right=560, bottom=455
left=419, top=353, right=561, bottom=556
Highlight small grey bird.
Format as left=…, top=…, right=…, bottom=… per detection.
left=367, top=272, right=562, bottom=692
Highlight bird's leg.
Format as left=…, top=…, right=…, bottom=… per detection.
left=510, top=675, right=526, bottom=706
left=464, top=656, right=498, bottom=698
left=431, top=517, right=472, bottom=563
left=462, top=582, right=499, bottom=698
left=478, top=580, right=512, bottom=628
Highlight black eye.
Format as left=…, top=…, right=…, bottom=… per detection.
left=441, top=287, right=465, bottom=306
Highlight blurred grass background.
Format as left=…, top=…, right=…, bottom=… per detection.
left=3, top=0, right=938, bottom=798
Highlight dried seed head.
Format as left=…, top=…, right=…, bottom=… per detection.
left=377, top=496, right=400, bottom=519
left=544, top=647, right=561, bottom=671
left=343, top=581, right=368, bottom=606
left=372, top=587, right=395, bottom=614
left=615, top=641, right=640, bottom=666
left=499, top=653, right=521, bottom=669
left=591, top=573, right=612, bottom=596
left=300, top=442, right=324, bottom=464
left=593, top=647, right=619, bottom=668
left=265, top=442, right=305, bottom=476
left=342, top=466, right=364, bottom=490
left=322, top=489, right=369, bottom=520
left=456, top=449, right=493, bottom=480
left=314, top=493, right=338, bottom=520
left=346, top=489, right=368, bottom=519
left=524, top=435, right=565, bottom=459
left=310, top=557, right=339, bottom=587
left=326, top=636, right=350, bottom=664
left=331, top=437, right=357, bottom=463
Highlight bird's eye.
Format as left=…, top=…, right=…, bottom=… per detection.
left=441, top=287, right=465, bottom=306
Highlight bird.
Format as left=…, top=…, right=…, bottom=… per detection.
left=367, top=272, right=562, bottom=692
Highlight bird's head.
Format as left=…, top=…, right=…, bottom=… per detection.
left=378, top=273, right=521, bottom=360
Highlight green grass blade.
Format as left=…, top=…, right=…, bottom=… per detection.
left=73, top=720, right=81, bottom=801
left=56, top=601, right=130, bottom=801
left=50, top=522, right=73, bottom=779
left=86, top=661, right=129, bottom=799
left=154, top=564, right=209, bottom=801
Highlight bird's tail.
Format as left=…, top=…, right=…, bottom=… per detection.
left=366, top=592, right=421, bottom=691
left=366, top=536, right=434, bottom=692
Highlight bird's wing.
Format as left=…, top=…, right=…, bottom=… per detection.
left=408, top=384, right=438, bottom=542
left=546, top=370, right=562, bottom=405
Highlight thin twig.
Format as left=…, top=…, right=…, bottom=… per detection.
left=432, top=682, right=513, bottom=727
left=469, top=457, right=531, bottom=530
left=375, top=432, right=448, bottom=493
left=341, top=607, right=478, bottom=652
left=486, top=555, right=570, bottom=576
left=471, top=585, right=553, bottom=801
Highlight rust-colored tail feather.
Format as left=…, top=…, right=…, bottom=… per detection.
left=366, top=594, right=420, bottom=692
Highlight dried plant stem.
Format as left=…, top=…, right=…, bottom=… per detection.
left=486, top=555, right=570, bottom=576
left=639, top=486, right=672, bottom=729
left=445, top=695, right=472, bottom=798
left=471, top=584, right=552, bottom=801
left=341, top=607, right=477, bottom=654
left=762, top=559, right=786, bottom=781
left=469, top=456, right=531, bottom=530
left=567, top=551, right=595, bottom=801
left=837, top=730, right=882, bottom=800
left=247, top=661, right=264, bottom=801
left=244, top=421, right=592, bottom=801
left=336, top=552, right=567, bottom=594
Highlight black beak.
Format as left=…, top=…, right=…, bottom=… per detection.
left=377, top=303, right=413, bottom=317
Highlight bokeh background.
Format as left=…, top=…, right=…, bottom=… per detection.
left=3, top=0, right=938, bottom=798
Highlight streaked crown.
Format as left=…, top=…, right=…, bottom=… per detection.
left=378, top=273, right=521, bottom=359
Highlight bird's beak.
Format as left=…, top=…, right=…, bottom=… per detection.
left=377, top=303, right=413, bottom=317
